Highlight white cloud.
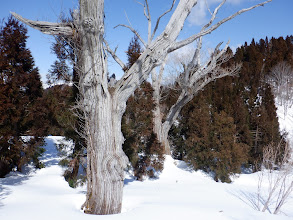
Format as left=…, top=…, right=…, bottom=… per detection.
left=188, top=0, right=245, bottom=26
left=188, top=0, right=208, bottom=26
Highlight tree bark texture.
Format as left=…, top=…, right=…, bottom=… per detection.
left=155, top=91, right=192, bottom=155
left=152, top=92, right=171, bottom=155
left=79, top=0, right=200, bottom=212
left=77, top=0, right=129, bottom=214
left=82, top=95, right=128, bottom=214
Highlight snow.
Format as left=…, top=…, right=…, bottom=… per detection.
left=277, top=104, right=293, bottom=144
left=1, top=122, right=293, bottom=219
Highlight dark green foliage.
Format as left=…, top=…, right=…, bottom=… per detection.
left=125, top=35, right=142, bottom=70
left=46, top=13, right=78, bottom=86
left=133, top=133, right=164, bottom=179
left=122, top=35, right=164, bottom=180
left=170, top=36, right=291, bottom=181
left=171, top=90, right=248, bottom=182
left=45, top=12, right=85, bottom=186
left=122, top=82, right=164, bottom=180
left=42, top=85, right=75, bottom=136
left=209, top=111, right=249, bottom=182
left=0, top=17, right=45, bottom=177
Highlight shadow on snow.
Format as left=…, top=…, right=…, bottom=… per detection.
left=0, top=138, right=60, bottom=208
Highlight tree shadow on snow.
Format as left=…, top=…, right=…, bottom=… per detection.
left=0, top=137, right=60, bottom=208
left=124, top=177, right=135, bottom=185
left=40, top=137, right=61, bottom=167
left=228, top=189, right=269, bottom=213
left=0, top=166, right=34, bottom=208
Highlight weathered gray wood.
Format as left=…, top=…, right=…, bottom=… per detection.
left=104, top=40, right=127, bottom=70
left=152, top=40, right=241, bottom=154
left=151, top=0, right=176, bottom=41
left=168, top=0, right=272, bottom=52
left=77, top=0, right=129, bottom=214
left=10, top=12, right=74, bottom=36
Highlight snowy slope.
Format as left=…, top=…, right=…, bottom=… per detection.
left=277, top=104, right=293, bottom=144
left=1, top=136, right=293, bottom=220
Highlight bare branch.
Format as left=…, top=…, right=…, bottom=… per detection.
left=205, top=0, right=213, bottom=16
left=135, top=0, right=150, bottom=20
left=135, top=0, right=144, bottom=7
left=163, top=90, right=192, bottom=129
left=164, top=39, right=240, bottom=137
left=169, top=0, right=272, bottom=52
left=202, top=0, right=226, bottom=31
left=11, top=12, right=73, bottom=36
left=124, top=10, right=133, bottom=28
left=192, top=37, right=203, bottom=67
left=115, top=0, right=198, bottom=103
left=114, top=24, right=147, bottom=47
left=152, top=56, right=168, bottom=89
left=136, top=0, right=151, bottom=45
left=104, top=40, right=127, bottom=71
left=158, top=58, right=167, bottom=85
left=145, top=0, right=152, bottom=45
left=151, top=0, right=176, bottom=41
left=190, top=40, right=231, bottom=86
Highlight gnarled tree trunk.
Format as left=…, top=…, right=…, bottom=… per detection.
left=153, top=95, right=171, bottom=155
left=82, top=94, right=128, bottom=214
left=78, top=1, right=129, bottom=214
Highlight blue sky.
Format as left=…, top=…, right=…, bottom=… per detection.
left=1, top=0, right=292, bottom=83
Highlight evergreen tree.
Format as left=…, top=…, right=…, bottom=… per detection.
left=125, top=35, right=142, bottom=70
left=122, top=36, right=164, bottom=180
left=178, top=92, right=212, bottom=169
left=209, top=111, right=249, bottom=182
left=46, top=13, right=85, bottom=186
left=170, top=36, right=287, bottom=180
left=0, top=16, right=45, bottom=177
left=171, top=89, right=249, bottom=182
left=123, top=82, right=164, bottom=180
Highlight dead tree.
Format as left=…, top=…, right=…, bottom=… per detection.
left=150, top=0, right=251, bottom=155
left=258, top=141, right=292, bottom=214
left=12, top=0, right=272, bottom=215
left=152, top=36, right=241, bottom=154
left=268, top=61, right=293, bottom=115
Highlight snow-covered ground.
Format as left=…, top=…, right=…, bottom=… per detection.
left=0, top=103, right=293, bottom=220
left=277, top=103, right=293, bottom=145
left=1, top=135, right=293, bottom=220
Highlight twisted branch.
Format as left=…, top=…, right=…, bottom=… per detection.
left=11, top=12, right=74, bottom=36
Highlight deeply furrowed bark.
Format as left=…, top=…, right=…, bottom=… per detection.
left=78, top=0, right=128, bottom=214
left=153, top=95, right=171, bottom=155
left=82, top=95, right=128, bottom=214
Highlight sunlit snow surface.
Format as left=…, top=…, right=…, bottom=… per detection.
left=277, top=104, right=293, bottom=144
left=1, top=125, right=293, bottom=219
